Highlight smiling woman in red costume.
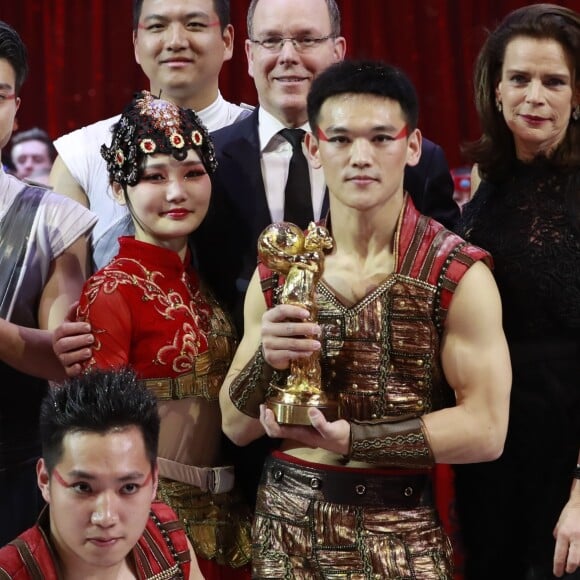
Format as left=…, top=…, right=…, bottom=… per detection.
left=75, top=91, right=251, bottom=580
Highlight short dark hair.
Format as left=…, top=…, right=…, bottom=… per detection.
left=10, top=127, right=56, bottom=162
left=133, top=0, right=231, bottom=32
left=247, top=0, right=341, bottom=38
left=465, top=3, right=580, bottom=182
left=40, top=368, right=160, bottom=473
left=307, top=59, right=419, bottom=136
left=0, top=21, right=28, bottom=95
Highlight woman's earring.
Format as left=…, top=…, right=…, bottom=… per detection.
left=495, top=99, right=503, bottom=113
left=572, top=105, right=580, bottom=121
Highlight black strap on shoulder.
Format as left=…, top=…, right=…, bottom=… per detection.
left=0, top=186, right=47, bottom=319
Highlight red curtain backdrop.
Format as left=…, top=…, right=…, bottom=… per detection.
left=1, top=0, right=578, bottom=168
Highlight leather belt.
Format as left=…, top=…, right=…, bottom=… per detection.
left=261, top=453, right=431, bottom=508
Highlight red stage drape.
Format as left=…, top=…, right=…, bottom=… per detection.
left=1, top=0, right=578, bottom=168
left=1, top=2, right=578, bottom=577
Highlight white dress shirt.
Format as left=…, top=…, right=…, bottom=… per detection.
left=258, top=107, right=326, bottom=223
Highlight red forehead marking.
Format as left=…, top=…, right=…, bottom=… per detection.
left=52, top=468, right=71, bottom=488
left=52, top=468, right=153, bottom=487
left=393, top=125, right=408, bottom=139
left=316, top=127, right=329, bottom=141
left=142, top=471, right=153, bottom=486
left=317, top=125, right=408, bottom=141
left=137, top=20, right=220, bottom=30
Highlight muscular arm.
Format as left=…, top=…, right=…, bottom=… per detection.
left=48, top=155, right=89, bottom=208
left=220, top=270, right=269, bottom=446
left=422, top=261, right=511, bottom=463
left=38, top=236, right=90, bottom=331
left=0, top=236, right=90, bottom=381
left=0, top=320, right=64, bottom=380
left=46, top=157, right=98, bottom=374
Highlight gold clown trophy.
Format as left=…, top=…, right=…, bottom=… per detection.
left=258, top=221, right=338, bottom=425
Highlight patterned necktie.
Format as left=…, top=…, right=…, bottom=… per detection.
left=280, top=128, right=313, bottom=230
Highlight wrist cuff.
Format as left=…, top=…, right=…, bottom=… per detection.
left=228, top=347, right=273, bottom=418
left=347, top=416, right=435, bottom=468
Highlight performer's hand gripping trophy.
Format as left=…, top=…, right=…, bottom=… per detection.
left=258, top=221, right=337, bottom=425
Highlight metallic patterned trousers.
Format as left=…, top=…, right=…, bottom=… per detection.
left=251, top=454, right=453, bottom=579
left=157, top=476, right=252, bottom=568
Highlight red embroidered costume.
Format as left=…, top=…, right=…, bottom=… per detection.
left=0, top=501, right=190, bottom=579
left=77, top=237, right=251, bottom=579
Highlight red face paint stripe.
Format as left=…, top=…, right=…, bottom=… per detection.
left=137, top=21, right=220, bottom=30
left=142, top=470, right=153, bottom=486
left=316, top=127, right=329, bottom=141
left=52, top=469, right=153, bottom=487
left=317, top=126, right=407, bottom=141
left=394, top=125, right=408, bottom=139
left=52, top=468, right=71, bottom=487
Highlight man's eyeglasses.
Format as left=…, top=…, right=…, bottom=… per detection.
left=249, top=35, right=333, bottom=53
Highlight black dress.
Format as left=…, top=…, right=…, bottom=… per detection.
left=454, top=160, right=580, bottom=580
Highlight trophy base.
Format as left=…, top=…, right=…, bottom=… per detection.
left=267, top=399, right=339, bottom=426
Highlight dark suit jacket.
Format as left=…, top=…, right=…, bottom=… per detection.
left=194, top=108, right=458, bottom=330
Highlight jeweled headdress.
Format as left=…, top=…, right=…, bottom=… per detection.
left=101, top=91, right=217, bottom=187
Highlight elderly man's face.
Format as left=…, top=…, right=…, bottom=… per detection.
left=246, top=0, right=345, bottom=127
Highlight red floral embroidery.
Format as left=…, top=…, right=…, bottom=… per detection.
left=78, top=257, right=219, bottom=376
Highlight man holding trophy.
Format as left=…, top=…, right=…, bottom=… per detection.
left=220, top=60, right=511, bottom=579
